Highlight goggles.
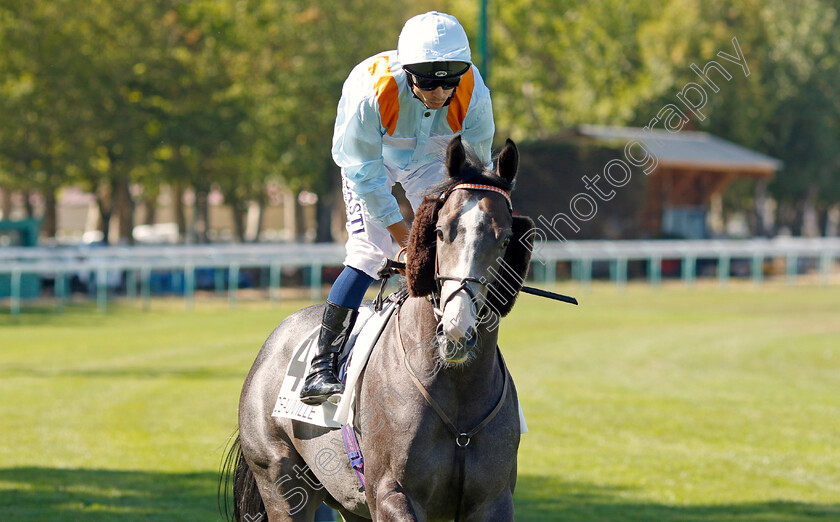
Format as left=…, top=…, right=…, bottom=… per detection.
left=405, top=62, right=470, bottom=91
left=410, top=73, right=462, bottom=91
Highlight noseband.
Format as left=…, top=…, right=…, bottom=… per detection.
left=432, top=183, right=513, bottom=319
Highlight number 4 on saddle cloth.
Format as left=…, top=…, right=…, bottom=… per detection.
left=271, top=296, right=397, bottom=429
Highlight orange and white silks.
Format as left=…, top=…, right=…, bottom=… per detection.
left=368, top=56, right=400, bottom=136
left=368, top=55, right=476, bottom=136
left=446, top=68, right=474, bottom=133
left=332, top=50, right=494, bottom=227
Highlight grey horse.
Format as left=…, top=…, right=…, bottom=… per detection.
left=221, top=136, right=534, bottom=521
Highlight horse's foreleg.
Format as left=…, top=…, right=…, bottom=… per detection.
left=369, top=478, right=422, bottom=521
left=335, top=509, right=372, bottom=522
left=464, top=492, right=514, bottom=522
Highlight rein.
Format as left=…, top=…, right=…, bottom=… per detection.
left=395, top=306, right=509, bottom=522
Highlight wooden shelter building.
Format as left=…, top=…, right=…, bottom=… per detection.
left=575, top=125, right=782, bottom=238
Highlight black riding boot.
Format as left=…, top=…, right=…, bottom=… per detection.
left=299, top=301, right=359, bottom=406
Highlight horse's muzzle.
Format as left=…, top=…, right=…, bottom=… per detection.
left=436, top=323, right=477, bottom=364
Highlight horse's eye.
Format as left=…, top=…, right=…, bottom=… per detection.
left=501, top=237, right=511, bottom=249
left=436, top=229, right=444, bottom=241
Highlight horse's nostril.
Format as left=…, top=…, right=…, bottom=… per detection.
left=465, top=327, right=477, bottom=349
left=438, top=336, right=458, bottom=360
left=435, top=323, right=446, bottom=341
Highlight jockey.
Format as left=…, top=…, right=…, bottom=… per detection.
left=300, top=11, right=495, bottom=405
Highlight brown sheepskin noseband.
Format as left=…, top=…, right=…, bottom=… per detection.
left=405, top=196, right=444, bottom=298
left=406, top=194, right=535, bottom=318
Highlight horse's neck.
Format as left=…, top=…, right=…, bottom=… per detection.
left=400, top=297, right=504, bottom=413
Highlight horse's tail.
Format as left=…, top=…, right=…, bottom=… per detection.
left=218, top=429, right=266, bottom=522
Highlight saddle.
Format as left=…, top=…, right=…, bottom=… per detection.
left=271, top=297, right=399, bottom=428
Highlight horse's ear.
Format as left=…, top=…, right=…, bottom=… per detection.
left=486, top=216, right=534, bottom=317
left=406, top=197, right=444, bottom=297
left=446, top=136, right=466, bottom=178
left=496, top=138, right=519, bottom=183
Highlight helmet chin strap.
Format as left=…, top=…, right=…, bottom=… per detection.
left=406, top=73, right=456, bottom=109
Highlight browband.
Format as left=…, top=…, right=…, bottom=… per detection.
left=441, top=183, right=513, bottom=212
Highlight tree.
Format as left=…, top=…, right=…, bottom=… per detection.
left=635, top=0, right=840, bottom=234
left=0, top=1, right=83, bottom=235
left=439, top=0, right=840, bottom=235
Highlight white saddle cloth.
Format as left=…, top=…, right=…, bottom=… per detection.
left=271, top=302, right=392, bottom=428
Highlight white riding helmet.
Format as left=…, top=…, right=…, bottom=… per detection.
left=397, top=12, right=472, bottom=78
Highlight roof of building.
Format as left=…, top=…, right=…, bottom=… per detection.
left=576, top=125, right=782, bottom=175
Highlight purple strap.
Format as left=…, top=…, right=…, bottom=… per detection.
left=341, top=425, right=365, bottom=490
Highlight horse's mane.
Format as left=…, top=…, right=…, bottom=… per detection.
left=424, top=147, right=514, bottom=198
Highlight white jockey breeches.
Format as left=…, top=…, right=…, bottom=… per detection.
left=341, top=160, right=446, bottom=279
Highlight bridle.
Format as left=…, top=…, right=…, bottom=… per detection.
left=431, top=183, right=513, bottom=320
left=392, top=182, right=516, bottom=522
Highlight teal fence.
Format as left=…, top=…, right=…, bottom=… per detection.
left=1, top=238, right=838, bottom=315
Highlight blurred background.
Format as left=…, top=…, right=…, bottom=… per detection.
left=2, top=0, right=838, bottom=248
left=1, top=1, right=839, bottom=521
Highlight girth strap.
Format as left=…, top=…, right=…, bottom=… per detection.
left=395, top=307, right=509, bottom=522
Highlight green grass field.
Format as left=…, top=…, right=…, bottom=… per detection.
left=1, top=283, right=839, bottom=521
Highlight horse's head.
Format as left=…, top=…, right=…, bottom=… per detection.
left=406, top=136, right=534, bottom=365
